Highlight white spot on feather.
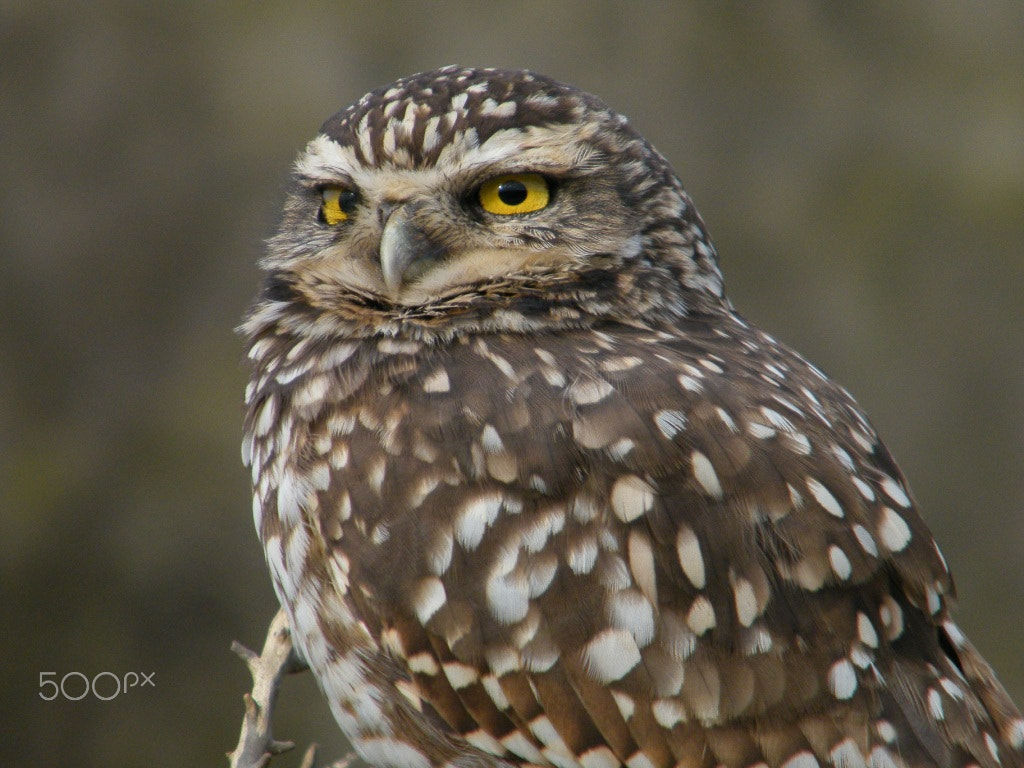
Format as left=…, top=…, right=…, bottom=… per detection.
left=733, top=577, right=759, bottom=627
left=426, top=532, right=453, bottom=575
left=984, top=733, right=1000, bottom=763
left=853, top=524, right=879, bottom=556
left=568, top=535, right=599, bottom=574
left=411, top=577, right=446, bottom=625
left=691, top=451, right=723, bottom=499
left=612, top=690, right=636, bottom=720
left=626, top=752, right=656, bottom=768
left=481, top=424, right=504, bottom=452
left=830, top=738, right=867, bottom=768
left=583, top=628, right=642, bottom=682
left=1006, top=718, right=1024, bottom=748
left=484, top=644, right=521, bottom=676
left=357, top=738, right=430, bottom=768
left=600, top=355, right=643, bottom=372
left=852, top=476, right=876, bottom=501
left=607, top=589, right=656, bottom=646
left=880, top=475, right=912, bottom=508
left=742, top=625, right=773, bottom=655
left=292, top=374, right=330, bottom=410
left=247, top=337, right=274, bottom=362
left=377, top=338, right=421, bottom=355
left=611, top=474, right=655, bottom=522
left=308, top=462, right=330, bottom=491
left=880, top=596, right=905, bottom=640
left=939, top=677, right=965, bottom=700
left=569, top=377, right=614, bottom=405
left=943, top=619, right=966, bottom=648
left=782, top=751, right=820, bottom=768
left=480, top=673, right=509, bottom=709
left=869, top=746, right=900, bottom=768
left=534, top=347, right=557, bottom=366
left=831, top=443, right=855, bottom=470
left=486, top=568, right=530, bottom=625
left=607, top=437, right=635, bottom=460
left=716, top=407, right=739, bottom=432
left=651, top=698, right=687, bottom=729
left=678, top=374, right=703, bottom=392
left=529, top=715, right=575, bottom=765
left=806, top=477, right=844, bottom=518
left=527, top=556, right=557, bottom=597
left=676, top=526, right=706, bottom=588
left=454, top=491, right=503, bottom=549
left=265, top=536, right=295, bottom=601
left=422, top=368, right=450, bottom=393
left=254, top=395, right=278, bottom=437
left=876, top=721, right=897, bottom=744
left=407, top=652, right=439, bottom=675
left=580, top=747, right=620, bottom=768
left=857, top=612, right=879, bottom=647
left=654, top=409, right=687, bottom=439
left=878, top=507, right=912, bottom=552
left=251, top=495, right=262, bottom=532
left=501, top=732, right=544, bottom=764
left=628, top=529, right=658, bottom=606
left=276, top=473, right=306, bottom=526
left=748, top=422, right=776, bottom=439
left=686, top=596, right=716, bottom=635
left=760, top=407, right=794, bottom=432
left=786, top=432, right=812, bottom=454
left=464, top=729, right=505, bottom=757
left=487, top=351, right=516, bottom=379
left=829, top=545, right=852, bottom=580
left=442, top=661, right=479, bottom=690
left=367, top=456, right=387, bottom=495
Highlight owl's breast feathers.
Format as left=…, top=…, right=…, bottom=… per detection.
left=243, top=301, right=1023, bottom=768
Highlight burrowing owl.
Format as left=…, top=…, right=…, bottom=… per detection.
left=241, top=67, right=1023, bottom=768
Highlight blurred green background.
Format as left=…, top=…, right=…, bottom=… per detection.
left=2, top=2, right=1021, bottom=766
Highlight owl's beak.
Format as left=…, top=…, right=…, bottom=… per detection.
left=379, top=203, right=446, bottom=294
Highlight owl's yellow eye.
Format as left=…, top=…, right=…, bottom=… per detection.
left=478, top=174, right=550, bottom=215
left=320, top=187, right=358, bottom=225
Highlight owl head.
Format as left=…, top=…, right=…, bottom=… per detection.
left=261, top=66, right=728, bottom=336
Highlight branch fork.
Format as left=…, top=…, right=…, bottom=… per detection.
left=228, top=608, right=355, bottom=768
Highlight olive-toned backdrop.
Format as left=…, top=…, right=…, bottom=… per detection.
left=2, top=3, right=1021, bottom=766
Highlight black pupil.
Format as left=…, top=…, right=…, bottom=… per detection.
left=338, top=191, right=357, bottom=211
left=497, top=180, right=528, bottom=206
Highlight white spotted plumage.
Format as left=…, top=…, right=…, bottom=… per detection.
left=243, top=67, right=1023, bottom=768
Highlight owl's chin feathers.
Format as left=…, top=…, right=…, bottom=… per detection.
left=248, top=242, right=708, bottom=347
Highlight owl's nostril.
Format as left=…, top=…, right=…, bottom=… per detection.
left=378, top=198, right=422, bottom=227
left=378, top=200, right=401, bottom=226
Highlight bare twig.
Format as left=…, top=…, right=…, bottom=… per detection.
left=228, top=608, right=361, bottom=768
left=228, top=608, right=304, bottom=768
